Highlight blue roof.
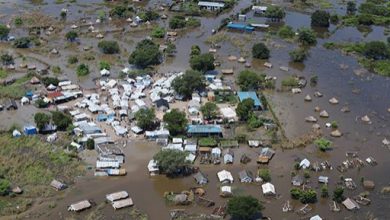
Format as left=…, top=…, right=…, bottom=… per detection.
left=227, top=23, right=254, bottom=31
left=187, top=125, right=222, bottom=134
left=237, top=91, right=262, bottom=107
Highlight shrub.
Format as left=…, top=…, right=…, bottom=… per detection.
left=311, top=10, right=330, bottom=27
left=0, top=178, right=11, bottom=196
left=281, top=76, right=299, bottom=87
left=252, top=42, right=270, bottom=59
left=151, top=26, right=166, bottom=38
left=290, top=188, right=302, bottom=200
left=333, top=187, right=345, bottom=203
left=227, top=196, right=263, bottom=220
left=321, top=185, right=329, bottom=198
left=314, top=138, right=332, bottom=151
left=86, top=138, right=95, bottom=150
left=358, top=14, right=374, bottom=25
left=198, top=137, right=218, bottom=147
left=278, top=25, right=295, bottom=39
left=65, top=31, right=78, bottom=41
left=98, top=40, right=120, bottom=54
left=52, top=111, right=72, bottom=130
left=363, top=41, right=389, bottom=60
left=14, top=17, right=23, bottom=26
left=186, top=18, right=201, bottom=28
left=99, top=60, right=110, bottom=70
left=258, top=168, right=271, bottom=182
left=297, top=28, right=317, bottom=46
left=128, top=39, right=161, bottom=68
left=300, top=189, right=317, bottom=203
left=0, top=24, right=10, bottom=40
left=289, top=48, right=307, bottom=62
left=76, top=64, right=90, bottom=76
left=67, top=55, right=78, bottom=64
left=13, top=37, right=31, bottom=48
left=169, top=16, right=186, bottom=29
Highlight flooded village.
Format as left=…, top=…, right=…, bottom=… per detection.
left=0, top=0, right=390, bottom=219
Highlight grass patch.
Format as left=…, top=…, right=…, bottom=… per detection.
left=0, top=134, right=84, bottom=216
left=281, top=76, right=299, bottom=87
left=198, top=137, right=218, bottom=147
left=0, top=69, right=8, bottom=79
left=0, top=73, right=34, bottom=99
left=205, top=32, right=228, bottom=44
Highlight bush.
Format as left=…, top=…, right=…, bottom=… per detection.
left=290, top=188, right=302, bottom=200
left=153, top=149, right=190, bottom=176
left=321, top=185, right=329, bottom=198
left=236, top=98, right=254, bottom=121
left=186, top=18, right=201, bottom=28
left=198, top=137, right=218, bottom=147
left=300, top=189, right=317, bottom=203
left=252, top=42, right=270, bottom=59
left=289, top=48, right=308, bottom=62
left=200, top=102, right=218, bottom=120
left=128, top=39, right=161, bottom=68
left=358, top=14, right=374, bottom=25
left=0, top=24, right=10, bottom=40
left=311, top=10, right=330, bottom=27
left=98, top=40, right=120, bottom=54
left=346, top=1, right=357, bottom=14
left=76, top=64, right=90, bottom=76
left=297, top=28, right=317, bottom=46
left=333, top=187, right=345, bottom=203
left=35, top=98, right=48, bottom=108
left=86, top=138, right=95, bottom=150
left=65, top=31, right=78, bottom=41
left=278, top=25, right=295, bottom=39
left=169, top=16, right=187, bottom=29
left=258, top=168, right=271, bottom=182
left=281, top=76, right=299, bottom=87
left=264, top=5, right=285, bottom=21
left=99, top=60, right=110, bottom=70
left=41, top=77, right=59, bottom=86
left=34, top=112, right=51, bottom=131
left=0, top=178, right=11, bottom=196
left=190, top=53, right=215, bottom=72
left=363, top=41, right=389, bottom=60
left=314, top=138, right=332, bottom=151
left=247, top=114, right=263, bottom=130
left=227, top=196, right=263, bottom=220
left=138, top=10, right=159, bottom=21
left=151, top=26, right=166, bottom=38
left=1, top=53, right=14, bottom=65
left=13, top=37, right=31, bottom=48
left=330, top=14, right=339, bottom=24
left=109, top=5, right=130, bottom=18
left=14, top=17, right=23, bottom=26
left=67, top=56, right=78, bottom=64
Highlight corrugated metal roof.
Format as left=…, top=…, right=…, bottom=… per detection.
left=187, top=125, right=222, bottom=134
left=237, top=91, right=262, bottom=107
left=198, top=1, right=225, bottom=7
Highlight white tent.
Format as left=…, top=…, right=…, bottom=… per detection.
left=310, top=215, right=323, bottom=220
left=217, top=170, right=233, bottom=183
left=47, top=84, right=57, bottom=90
left=12, top=129, right=21, bottom=137
left=100, top=69, right=110, bottom=76
left=21, top=97, right=29, bottom=105
left=300, top=158, right=311, bottom=169
left=261, top=182, right=275, bottom=195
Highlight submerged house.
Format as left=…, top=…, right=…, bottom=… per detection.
left=217, top=170, right=233, bottom=184
left=68, top=200, right=92, bottom=212
left=51, top=179, right=67, bottom=191
left=106, top=191, right=129, bottom=202
left=187, top=124, right=223, bottom=137
left=223, top=149, right=234, bottom=164
left=257, top=147, right=275, bottom=164
left=238, top=170, right=253, bottom=183
left=193, top=172, right=208, bottom=185
left=147, top=160, right=159, bottom=176
left=112, top=198, right=133, bottom=210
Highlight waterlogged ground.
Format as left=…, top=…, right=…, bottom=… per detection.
left=0, top=0, right=390, bottom=219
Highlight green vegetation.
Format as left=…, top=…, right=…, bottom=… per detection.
left=278, top=25, right=295, bottom=39
left=281, top=76, right=299, bottom=87
left=67, top=55, right=78, bottom=64
left=333, top=186, right=345, bottom=203
left=172, top=70, right=205, bottom=98
left=41, top=76, right=59, bottom=86
left=169, top=16, right=201, bottom=29
left=247, top=114, right=263, bottom=130
left=341, top=0, right=390, bottom=26
left=128, top=39, right=162, bottom=68
left=227, top=196, right=263, bottom=220
left=65, top=30, right=78, bottom=41
left=200, top=102, right=218, bottom=120
left=264, top=5, right=286, bottom=21
left=321, top=185, right=329, bottom=198
left=0, top=24, right=10, bottom=40
left=153, top=149, right=190, bottom=176
left=237, top=70, right=264, bottom=91
left=98, top=40, right=120, bottom=54
left=290, top=188, right=317, bottom=203
left=252, top=42, right=270, bottom=59
left=86, top=138, right=95, bottom=150
left=165, top=42, right=176, bottom=57
left=109, top=5, right=132, bottom=18
left=34, top=112, right=50, bottom=130
left=346, top=1, right=357, bottom=15
left=297, top=28, right=317, bottom=46
left=289, top=48, right=308, bottom=62
left=198, top=137, right=218, bottom=147
left=190, top=45, right=201, bottom=58
left=258, top=168, right=271, bottom=182
left=0, top=179, right=11, bottom=196
left=138, top=10, right=159, bottom=22
left=151, top=26, right=166, bottom=38
left=236, top=99, right=254, bottom=121
left=1, top=53, right=14, bottom=65
left=14, top=17, right=23, bottom=26
left=76, top=64, right=90, bottom=77
left=51, top=111, right=72, bottom=131
left=0, top=69, right=7, bottom=79
left=163, top=109, right=188, bottom=136
left=135, top=108, right=156, bottom=130
left=99, top=60, right=111, bottom=70
left=311, top=10, right=330, bottom=27
left=0, top=73, right=33, bottom=99
left=314, top=138, right=332, bottom=151
left=0, top=135, right=83, bottom=215
left=190, top=53, right=215, bottom=72
left=35, top=98, right=48, bottom=108
left=13, top=37, right=31, bottom=48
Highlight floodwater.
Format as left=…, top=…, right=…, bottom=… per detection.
left=1, top=0, right=390, bottom=219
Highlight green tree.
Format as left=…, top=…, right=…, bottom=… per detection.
left=51, top=111, right=72, bottom=131
left=258, top=168, right=271, bottom=182
left=321, top=185, right=329, bottom=198
left=98, top=40, right=120, bottom=54
left=247, top=114, right=263, bottom=129
left=297, top=28, right=317, bottom=46
left=1, top=53, right=14, bottom=65
left=346, top=1, right=357, bottom=14
left=236, top=99, right=254, bottom=121
left=99, top=60, right=111, bottom=70
left=151, top=26, right=166, bottom=38
left=278, top=25, right=295, bottom=39
left=0, top=24, right=10, bottom=40
left=135, top=108, right=156, bottom=130
left=163, top=109, right=188, bottom=136
left=0, top=178, right=10, bottom=196
left=363, top=41, right=390, bottom=60
left=35, top=98, right=48, bottom=108
left=169, top=15, right=187, bottom=29
left=153, top=149, right=190, bottom=176
left=172, top=70, right=205, bottom=98
left=311, top=10, right=330, bottom=27
left=333, top=187, right=345, bottom=203
left=289, top=48, right=308, bottom=62
left=264, top=5, right=286, bottom=21
left=314, top=138, right=332, bottom=152
left=358, top=14, right=374, bottom=25
left=252, top=43, right=270, bottom=59
left=13, top=37, right=31, bottom=48
left=237, top=70, right=262, bottom=91
left=41, top=77, right=59, bottom=86
left=227, top=195, right=263, bottom=220
left=190, top=53, right=215, bottom=72
left=128, top=39, right=162, bottom=68
left=190, top=45, right=201, bottom=58
left=165, top=42, right=176, bottom=57
left=34, top=112, right=51, bottom=131
left=86, top=138, right=95, bottom=150
left=139, top=10, right=160, bottom=21
left=65, top=31, right=78, bottom=41
left=200, top=102, right=218, bottom=120
left=300, top=189, right=317, bottom=203
left=76, top=64, right=90, bottom=76
left=109, top=5, right=128, bottom=18
left=290, top=188, right=302, bottom=200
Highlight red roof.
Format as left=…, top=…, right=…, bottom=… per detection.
left=47, top=91, right=63, bottom=99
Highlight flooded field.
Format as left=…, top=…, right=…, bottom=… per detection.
left=0, top=0, right=390, bottom=219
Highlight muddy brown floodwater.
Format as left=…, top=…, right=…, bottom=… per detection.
left=1, top=0, right=390, bottom=219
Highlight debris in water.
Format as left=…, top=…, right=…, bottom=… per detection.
left=331, top=129, right=342, bottom=137
left=341, top=106, right=350, bottom=113
left=305, top=116, right=317, bottom=123
left=314, top=91, right=323, bottom=97
left=319, top=110, right=329, bottom=118
left=329, top=97, right=339, bottom=104
left=361, top=115, right=371, bottom=124
left=304, top=95, right=312, bottom=102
